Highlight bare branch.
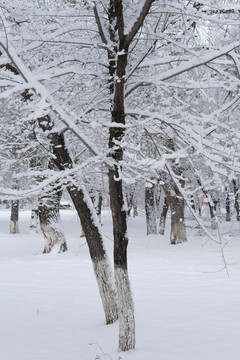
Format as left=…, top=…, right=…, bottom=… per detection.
left=93, top=4, right=108, bottom=45
left=114, top=0, right=125, bottom=43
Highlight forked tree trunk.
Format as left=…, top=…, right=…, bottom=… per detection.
left=38, top=190, right=67, bottom=254
left=10, top=200, right=19, bottom=234
left=158, top=197, right=168, bottom=235
left=145, top=184, right=157, bottom=235
left=164, top=187, right=187, bottom=244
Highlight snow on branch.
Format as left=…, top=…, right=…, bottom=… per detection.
left=157, top=42, right=240, bottom=82
left=0, top=41, right=109, bottom=164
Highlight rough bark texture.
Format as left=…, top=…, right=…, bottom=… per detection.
left=115, top=267, right=135, bottom=351
left=145, top=184, right=157, bottom=235
left=159, top=196, right=168, bottom=235
left=163, top=186, right=187, bottom=244
left=232, top=179, right=240, bottom=221
left=208, top=200, right=217, bottom=230
left=29, top=209, right=39, bottom=233
left=38, top=189, right=67, bottom=253
left=29, top=197, right=39, bottom=233
left=96, top=192, right=103, bottom=224
left=10, top=200, right=19, bottom=234
left=226, top=190, right=231, bottom=221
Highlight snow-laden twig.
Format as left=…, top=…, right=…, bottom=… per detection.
left=0, top=40, right=113, bottom=168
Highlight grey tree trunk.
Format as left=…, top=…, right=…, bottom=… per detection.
left=10, top=200, right=19, bottom=234
left=164, top=186, right=187, bottom=244
left=132, top=189, right=138, bottom=218
left=29, top=197, right=39, bottom=233
left=96, top=192, right=103, bottom=224
left=226, top=189, right=231, bottom=222
left=158, top=197, right=168, bottom=235
left=145, top=184, right=157, bottom=235
left=30, top=209, right=39, bottom=233
left=208, top=200, right=217, bottom=230
left=232, top=179, right=240, bottom=221
left=38, top=189, right=67, bottom=254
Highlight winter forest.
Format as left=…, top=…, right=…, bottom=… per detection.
left=1, top=1, right=240, bottom=359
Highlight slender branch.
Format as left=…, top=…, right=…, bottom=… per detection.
left=114, top=0, right=125, bottom=43
left=124, top=0, right=155, bottom=47
left=93, top=4, right=108, bottom=45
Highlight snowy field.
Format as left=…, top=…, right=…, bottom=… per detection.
left=1, top=208, right=240, bottom=360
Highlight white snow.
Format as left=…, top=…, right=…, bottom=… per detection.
left=1, top=208, right=240, bottom=359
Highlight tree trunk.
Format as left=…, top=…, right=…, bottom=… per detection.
left=96, top=192, right=103, bottom=224
left=232, top=179, right=240, bottom=221
left=69, top=182, right=118, bottom=325
left=29, top=197, right=39, bottom=233
left=38, top=118, right=118, bottom=325
left=226, top=189, right=231, bottom=221
left=169, top=195, right=186, bottom=244
left=10, top=200, right=19, bottom=234
left=109, top=168, right=135, bottom=350
left=145, top=184, right=157, bottom=235
left=126, top=190, right=133, bottom=217
left=164, top=186, right=187, bottom=244
left=159, top=196, right=168, bottom=235
left=208, top=200, right=217, bottom=230
left=38, top=189, right=67, bottom=254
left=132, top=188, right=138, bottom=217
left=190, top=194, right=196, bottom=211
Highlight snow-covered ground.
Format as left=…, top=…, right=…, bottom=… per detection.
left=1, top=208, right=240, bottom=360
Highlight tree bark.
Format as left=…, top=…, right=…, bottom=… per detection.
left=163, top=186, right=187, bottom=244
left=145, top=184, right=157, bottom=235
left=208, top=200, right=217, bottom=230
left=107, top=17, right=135, bottom=351
left=232, top=179, right=240, bottom=221
left=159, top=196, right=168, bottom=235
left=96, top=192, right=103, bottom=224
left=226, top=188, right=231, bottom=222
left=38, top=188, right=67, bottom=254
left=10, top=200, right=19, bottom=234
left=29, top=197, right=39, bottom=233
